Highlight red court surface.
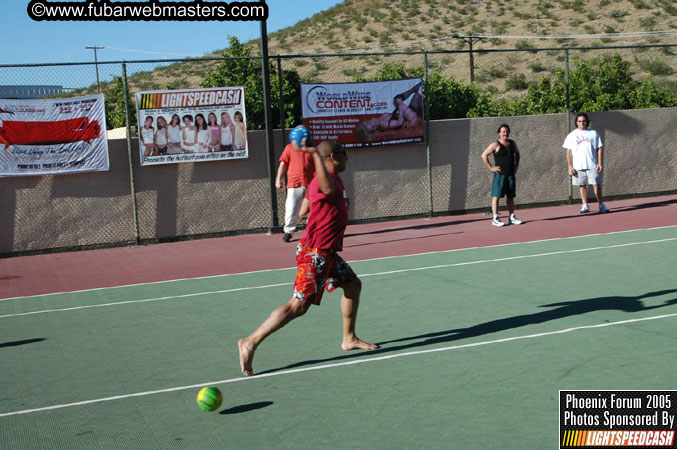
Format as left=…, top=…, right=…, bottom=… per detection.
left=1, top=194, right=675, bottom=299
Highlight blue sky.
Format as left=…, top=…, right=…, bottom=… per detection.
left=1, top=1, right=343, bottom=64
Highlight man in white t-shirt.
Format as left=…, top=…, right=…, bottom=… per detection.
left=563, top=113, right=609, bottom=213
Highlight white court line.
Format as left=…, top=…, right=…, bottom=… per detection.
left=0, top=283, right=291, bottom=319
left=2, top=311, right=676, bottom=418
left=1, top=237, right=676, bottom=319
left=2, top=225, right=675, bottom=302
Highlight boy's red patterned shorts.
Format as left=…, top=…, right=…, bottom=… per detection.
left=292, top=240, right=357, bottom=305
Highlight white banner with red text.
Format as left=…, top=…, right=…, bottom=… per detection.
left=0, top=94, right=109, bottom=177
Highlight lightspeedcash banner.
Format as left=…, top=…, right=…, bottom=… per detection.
left=135, top=86, right=248, bottom=166
left=560, top=391, right=677, bottom=449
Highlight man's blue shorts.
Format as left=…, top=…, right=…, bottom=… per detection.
left=491, top=173, right=516, bottom=198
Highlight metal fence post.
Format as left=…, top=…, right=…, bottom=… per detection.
left=277, top=56, right=287, bottom=144
left=260, top=16, right=279, bottom=232
left=122, top=62, right=141, bottom=245
left=565, top=48, right=573, bottom=204
left=424, top=51, right=433, bottom=218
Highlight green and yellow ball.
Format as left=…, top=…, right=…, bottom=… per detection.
left=197, top=386, right=223, bottom=412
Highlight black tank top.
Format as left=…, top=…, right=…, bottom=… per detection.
left=493, top=140, right=516, bottom=175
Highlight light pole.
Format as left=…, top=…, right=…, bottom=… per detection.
left=454, top=35, right=484, bottom=83
left=86, top=46, right=104, bottom=93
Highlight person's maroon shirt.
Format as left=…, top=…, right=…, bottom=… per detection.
left=302, top=172, right=348, bottom=251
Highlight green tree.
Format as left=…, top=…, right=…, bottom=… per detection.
left=496, top=53, right=677, bottom=115
left=356, top=62, right=487, bottom=119
left=104, top=75, right=136, bottom=129
left=426, top=70, right=487, bottom=119
left=201, top=36, right=302, bottom=130
left=628, top=79, right=677, bottom=109
left=365, top=55, right=676, bottom=120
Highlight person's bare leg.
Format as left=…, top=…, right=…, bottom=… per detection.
left=339, top=278, right=379, bottom=351
left=238, top=298, right=310, bottom=376
left=579, top=185, right=588, bottom=206
left=506, top=196, right=515, bottom=215
left=492, top=197, right=500, bottom=216
left=593, top=183, right=604, bottom=205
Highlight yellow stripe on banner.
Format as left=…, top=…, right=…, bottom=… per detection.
left=564, top=430, right=570, bottom=446
left=573, top=430, right=579, bottom=446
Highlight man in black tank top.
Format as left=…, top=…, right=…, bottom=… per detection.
left=481, top=124, right=522, bottom=227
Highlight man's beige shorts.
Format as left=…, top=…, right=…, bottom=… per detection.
left=572, top=168, right=601, bottom=185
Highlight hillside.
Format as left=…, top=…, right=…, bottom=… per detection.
left=266, top=0, right=676, bottom=54
left=85, top=0, right=676, bottom=100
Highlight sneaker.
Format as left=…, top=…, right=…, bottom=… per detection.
left=598, top=203, right=609, bottom=214
left=492, top=217, right=505, bottom=227
left=282, top=233, right=292, bottom=242
left=509, top=214, right=522, bottom=225
left=579, top=204, right=590, bottom=213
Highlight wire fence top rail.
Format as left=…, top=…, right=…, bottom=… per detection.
left=2, top=43, right=675, bottom=68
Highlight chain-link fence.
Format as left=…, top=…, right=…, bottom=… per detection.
left=1, top=44, right=676, bottom=255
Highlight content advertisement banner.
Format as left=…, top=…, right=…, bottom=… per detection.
left=135, top=86, right=248, bottom=166
left=301, top=78, right=424, bottom=148
left=0, top=94, right=109, bottom=177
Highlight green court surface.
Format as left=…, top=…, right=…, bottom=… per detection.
left=2, top=226, right=676, bottom=449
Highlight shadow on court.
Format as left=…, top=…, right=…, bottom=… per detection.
left=0, top=338, right=46, bottom=348
left=0, top=275, right=24, bottom=281
left=259, top=289, right=677, bottom=375
left=219, top=401, right=273, bottom=415
left=539, top=198, right=677, bottom=222
left=344, top=232, right=462, bottom=249
left=610, top=198, right=677, bottom=212
left=344, top=217, right=486, bottom=238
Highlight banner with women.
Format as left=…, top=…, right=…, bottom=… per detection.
left=0, top=94, right=109, bottom=177
left=301, top=78, right=424, bottom=148
left=135, top=86, right=248, bottom=166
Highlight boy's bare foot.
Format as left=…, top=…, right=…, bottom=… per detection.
left=238, top=339, right=255, bottom=376
left=341, top=337, right=379, bottom=351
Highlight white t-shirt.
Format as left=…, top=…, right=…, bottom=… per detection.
left=563, top=128, right=603, bottom=170
left=141, top=127, right=155, bottom=145
left=196, top=129, right=211, bottom=152
left=167, top=124, right=181, bottom=143
left=221, top=125, right=233, bottom=146
left=155, top=129, right=167, bottom=146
